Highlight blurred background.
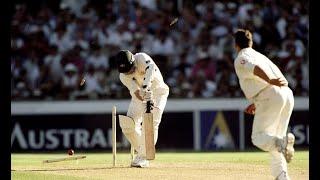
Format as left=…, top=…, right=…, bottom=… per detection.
left=11, top=0, right=309, bottom=152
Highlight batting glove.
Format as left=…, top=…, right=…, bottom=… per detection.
left=143, top=89, right=153, bottom=102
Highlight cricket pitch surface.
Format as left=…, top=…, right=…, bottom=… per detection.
left=12, top=151, right=308, bottom=180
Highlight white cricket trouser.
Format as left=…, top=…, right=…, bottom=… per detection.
left=127, top=90, right=169, bottom=157
left=251, top=85, right=294, bottom=178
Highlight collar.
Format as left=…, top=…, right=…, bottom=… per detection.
left=238, top=47, right=252, bottom=56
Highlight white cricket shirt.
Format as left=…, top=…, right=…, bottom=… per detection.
left=119, top=52, right=169, bottom=98
left=234, top=48, right=287, bottom=100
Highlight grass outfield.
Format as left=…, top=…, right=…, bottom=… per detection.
left=12, top=150, right=308, bottom=180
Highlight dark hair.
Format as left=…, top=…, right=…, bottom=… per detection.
left=233, top=29, right=253, bottom=49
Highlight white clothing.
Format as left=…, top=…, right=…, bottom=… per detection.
left=60, top=0, right=87, bottom=17
left=150, top=38, right=175, bottom=56
left=252, top=85, right=294, bottom=178
left=49, top=33, right=75, bottom=53
left=44, top=54, right=63, bottom=83
left=62, top=74, right=78, bottom=88
left=87, top=54, right=108, bottom=70
left=23, top=60, right=40, bottom=89
left=127, top=93, right=168, bottom=157
left=119, top=52, right=169, bottom=158
left=119, top=53, right=169, bottom=106
left=234, top=48, right=287, bottom=101
left=137, top=0, right=157, bottom=10
left=83, top=73, right=103, bottom=94
left=234, top=48, right=294, bottom=179
left=131, top=155, right=150, bottom=168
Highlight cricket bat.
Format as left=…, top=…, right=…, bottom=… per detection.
left=144, top=101, right=155, bottom=160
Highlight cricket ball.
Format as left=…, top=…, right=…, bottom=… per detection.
left=68, top=149, right=74, bottom=156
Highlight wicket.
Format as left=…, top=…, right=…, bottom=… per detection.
left=112, top=106, right=117, bottom=166
left=112, top=106, right=135, bottom=167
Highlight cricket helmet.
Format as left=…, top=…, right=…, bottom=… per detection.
left=115, top=50, right=135, bottom=73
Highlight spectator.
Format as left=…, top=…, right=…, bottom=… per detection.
left=60, top=0, right=88, bottom=17
left=172, top=52, right=192, bottom=77
left=187, top=75, right=206, bottom=98
left=10, top=0, right=309, bottom=100
left=87, top=46, right=109, bottom=71
left=23, top=51, right=41, bottom=90
left=49, top=25, right=75, bottom=53
left=43, top=45, right=63, bottom=83
left=73, top=30, right=89, bottom=50
left=81, top=65, right=105, bottom=99
left=61, top=46, right=86, bottom=73
left=38, top=63, right=60, bottom=100
left=169, top=71, right=191, bottom=98
left=59, top=63, right=80, bottom=99
left=150, top=30, right=175, bottom=56
left=191, top=51, right=216, bottom=82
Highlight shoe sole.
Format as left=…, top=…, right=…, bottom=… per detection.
left=285, top=133, right=295, bottom=163
left=131, top=164, right=143, bottom=168
left=130, top=163, right=149, bottom=168
left=130, top=165, right=149, bottom=168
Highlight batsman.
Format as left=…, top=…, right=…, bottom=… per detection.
left=115, top=50, right=169, bottom=168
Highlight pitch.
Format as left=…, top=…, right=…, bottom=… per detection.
left=12, top=151, right=308, bottom=180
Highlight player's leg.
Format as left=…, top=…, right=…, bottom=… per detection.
left=151, top=92, right=169, bottom=144
left=151, top=107, right=164, bottom=144
left=119, top=100, right=144, bottom=154
left=275, top=87, right=294, bottom=137
left=253, top=104, right=290, bottom=179
left=118, top=115, right=140, bottom=151
left=275, top=87, right=295, bottom=163
left=252, top=86, right=292, bottom=180
left=270, top=150, right=290, bottom=180
left=126, top=100, right=144, bottom=149
left=132, top=91, right=168, bottom=156
left=251, top=86, right=286, bottom=152
left=128, top=91, right=168, bottom=167
left=126, top=100, right=150, bottom=167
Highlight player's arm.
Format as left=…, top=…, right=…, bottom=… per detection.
left=143, top=64, right=155, bottom=88
left=253, top=66, right=287, bottom=87
left=141, top=58, right=155, bottom=90
left=134, top=90, right=143, bottom=101
left=134, top=53, right=156, bottom=103
left=119, top=74, right=143, bottom=101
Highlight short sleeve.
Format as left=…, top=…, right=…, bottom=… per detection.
left=134, top=53, right=155, bottom=72
left=235, top=56, right=256, bottom=73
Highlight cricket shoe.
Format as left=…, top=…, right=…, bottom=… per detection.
left=275, top=171, right=291, bottom=180
left=131, top=155, right=150, bottom=168
left=276, top=133, right=295, bottom=163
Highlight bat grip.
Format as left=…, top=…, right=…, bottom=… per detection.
left=146, top=101, right=151, bottom=113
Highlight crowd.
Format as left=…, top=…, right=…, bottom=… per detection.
left=11, top=0, right=309, bottom=100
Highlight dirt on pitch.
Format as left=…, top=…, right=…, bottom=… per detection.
left=13, top=161, right=308, bottom=180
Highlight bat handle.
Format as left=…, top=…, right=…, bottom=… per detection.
left=146, top=101, right=151, bottom=113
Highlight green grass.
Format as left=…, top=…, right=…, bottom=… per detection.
left=159, top=151, right=307, bottom=167
left=12, top=172, right=84, bottom=180
left=11, top=150, right=309, bottom=180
